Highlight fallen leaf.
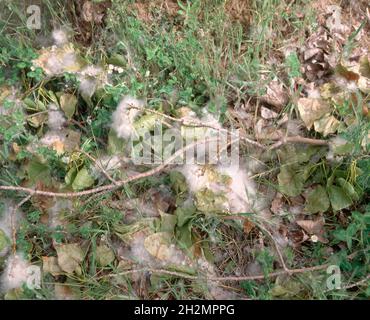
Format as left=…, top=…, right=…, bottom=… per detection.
left=42, top=256, right=63, bottom=276
left=96, top=245, right=115, bottom=267
left=327, top=185, right=353, bottom=211
left=143, top=232, right=191, bottom=267
left=304, top=185, right=330, bottom=213
left=243, top=219, right=255, bottom=234
left=82, top=1, right=105, bottom=24
left=54, top=283, right=78, bottom=300
left=59, top=94, right=77, bottom=119
left=33, top=44, right=83, bottom=76
left=335, top=64, right=360, bottom=82
left=0, top=229, right=10, bottom=255
left=278, top=165, right=305, bottom=197
left=260, top=80, right=289, bottom=111
left=297, top=98, right=331, bottom=129
left=313, top=113, right=340, bottom=136
left=261, top=106, right=279, bottom=119
left=296, top=216, right=328, bottom=243
left=72, top=167, right=95, bottom=191
left=56, top=243, right=84, bottom=274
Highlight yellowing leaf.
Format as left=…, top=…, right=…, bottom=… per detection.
left=0, top=229, right=10, bottom=254
left=144, top=232, right=173, bottom=261
left=72, top=167, right=95, bottom=191
left=56, top=243, right=84, bottom=274
left=60, top=94, right=77, bottom=119
left=96, top=245, right=115, bottom=267
left=297, top=98, right=331, bottom=129
left=143, top=232, right=191, bottom=268
left=42, top=256, right=63, bottom=276
left=313, top=113, right=340, bottom=136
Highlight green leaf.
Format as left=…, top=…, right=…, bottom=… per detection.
left=175, top=204, right=196, bottom=227
left=107, top=54, right=126, bottom=67
left=160, top=212, right=177, bottom=233
left=59, top=93, right=77, bottom=119
left=65, top=167, right=78, bottom=185
left=133, top=114, right=162, bottom=132
left=170, top=171, right=188, bottom=195
left=195, top=188, right=228, bottom=214
left=176, top=223, right=193, bottom=250
left=327, top=185, right=353, bottom=211
left=26, top=159, right=50, bottom=184
left=305, top=185, right=330, bottom=213
left=278, top=165, right=305, bottom=197
left=336, top=178, right=359, bottom=201
left=72, top=167, right=95, bottom=191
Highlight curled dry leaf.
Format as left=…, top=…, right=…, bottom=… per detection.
left=297, top=98, right=331, bottom=129
left=313, top=113, right=340, bottom=136
left=143, top=232, right=192, bottom=267
left=82, top=1, right=105, bottom=24
left=296, top=216, right=328, bottom=244
left=261, top=106, right=279, bottom=119
left=260, top=80, right=289, bottom=111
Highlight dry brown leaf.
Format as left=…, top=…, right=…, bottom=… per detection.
left=296, top=216, right=328, bottom=243
left=56, top=243, right=84, bottom=274
left=42, top=256, right=63, bottom=276
left=313, top=113, right=340, bottom=136
left=54, top=283, right=77, bottom=300
left=297, top=98, right=331, bottom=129
left=261, top=106, right=279, bottom=119
left=243, top=219, right=255, bottom=234
left=260, top=80, right=289, bottom=111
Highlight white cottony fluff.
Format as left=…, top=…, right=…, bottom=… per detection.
left=52, top=29, right=69, bottom=47
left=47, top=103, right=66, bottom=130
left=179, top=163, right=257, bottom=214
left=0, top=253, right=31, bottom=293
left=217, top=164, right=257, bottom=213
left=77, top=65, right=108, bottom=99
left=111, top=96, right=145, bottom=140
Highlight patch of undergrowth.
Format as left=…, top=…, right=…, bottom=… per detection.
left=0, top=0, right=369, bottom=301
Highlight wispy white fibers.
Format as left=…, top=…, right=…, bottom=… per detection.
left=0, top=253, right=31, bottom=293
left=111, top=96, right=145, bottom=140
left=52, top=29, right=69, bottom=47
left=178, top=163, right=257, bottom=214
left=47, top=103, right=66, bottom=131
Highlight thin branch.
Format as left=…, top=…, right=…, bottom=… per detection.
left=257, top=223, right=290, bottom=273
left=79, top=149, right=119, bottom=185
left=0, top=137, right=220, bottom=198
left=111, top=264, right=329, bottom=282
left=269, top=135, right=329, bottom=150
left=128, top=105, right=267, bottom=150
left=341, top=274, right=370, bottom=290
